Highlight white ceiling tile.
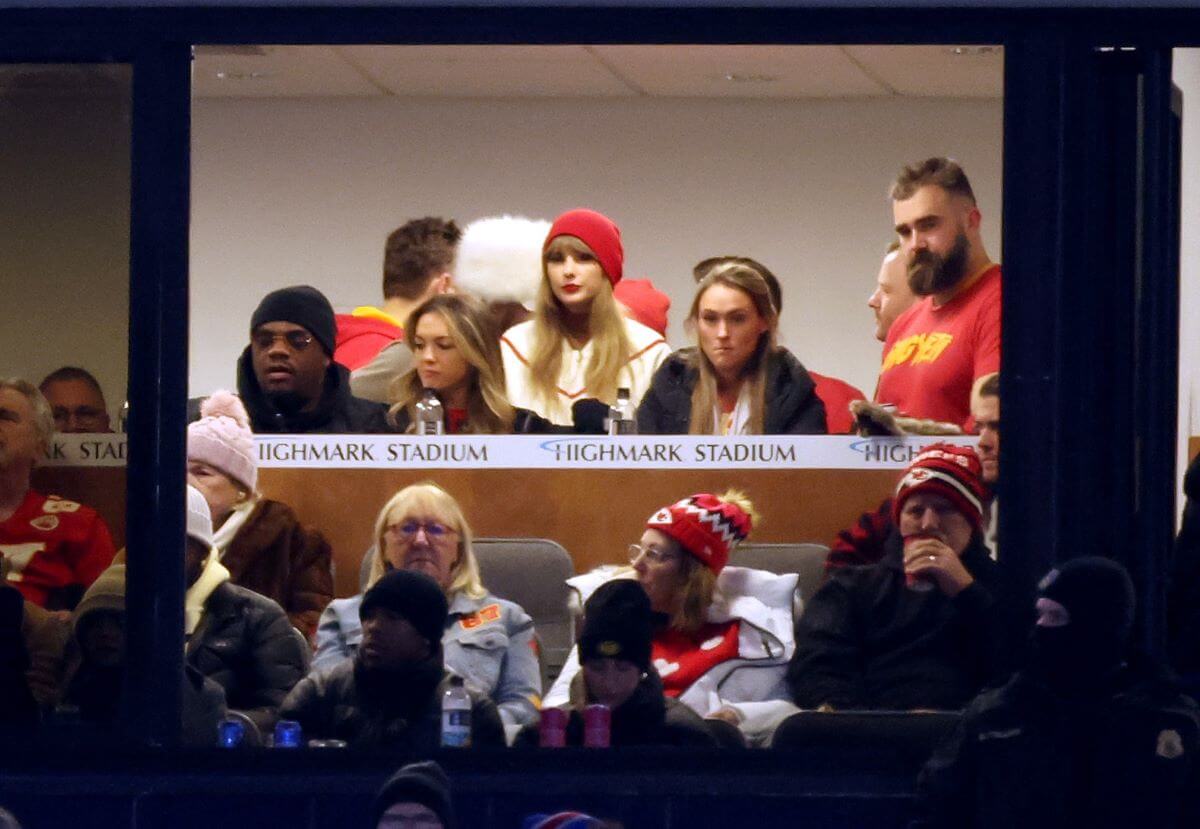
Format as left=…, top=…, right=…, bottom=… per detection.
left=843, top=45, right=1004, bottom=98
left=192, top=45, right=381, bottom=98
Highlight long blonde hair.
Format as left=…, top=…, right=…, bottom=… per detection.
left=685, top=264, right=779, bottom=435
left=366, top=481, right=486, bottom=600
left=526, top=235, right=633, bottom=408
left=387, top=294, right=516, bottom=434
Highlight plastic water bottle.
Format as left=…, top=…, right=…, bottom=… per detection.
left=441, top=675, right=471, bottom=748
left=606, top=387, right=636, bottom=435
left=118, top=400, right=129, bottom=433
left=415, top=389, right=444, bottom=436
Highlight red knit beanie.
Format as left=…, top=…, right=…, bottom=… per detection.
left=613, top=278, right=670, bottom=336
left=646, top=493, right=753, bottom=574
left=544, top=208, right=624, bottom=286
left=892, top=443, right=987, bottom=531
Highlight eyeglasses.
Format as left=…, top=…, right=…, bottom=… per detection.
left=251, top=330, right=316, bottom=351
left=628, top=543, right=678, bottom=565
left=387, top=520, right=456, bottom=540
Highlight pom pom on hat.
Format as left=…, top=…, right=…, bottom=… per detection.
left=646, top=492, right=753, bottom=574
left=891, top=442, right=987, bottom=531
left=188, top=390, right=257, bottom=491
left=544, top=208, right=624, bottom=286
left=455, top=215, right=550, bottom=310
left=614, top=278, right=670, bottom=337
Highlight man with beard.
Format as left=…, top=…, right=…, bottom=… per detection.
left=875, top=158, right=1001, bottom=429
left=912, top=558, right=1200, bottom=828
left=789, top=444, right=1020, bottom=711
left=282, top=569, right=504, bottom=750
left=236, top=285, right=389, bottom=433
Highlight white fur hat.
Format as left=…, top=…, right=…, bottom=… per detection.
left=186, top=484, right=214, bottom=547
left=454, top=215, right=550, bottom=309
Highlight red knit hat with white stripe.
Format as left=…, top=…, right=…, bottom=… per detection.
left=646, top=492, right=753, bottom=574
left=891, top=443, right=987, bottom=531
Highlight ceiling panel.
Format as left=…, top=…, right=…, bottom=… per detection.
left=843, top=45, right=1004, bottom=98
left=193, top=45, right=381, bottom=98
left=339, top=44, right=636, bottom=98
left=590, top=44, right=891, bottom=98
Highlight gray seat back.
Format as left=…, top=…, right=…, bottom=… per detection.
left=730, top=542, right=829, bottom=605
left=472, top=537, right=576, bottom=690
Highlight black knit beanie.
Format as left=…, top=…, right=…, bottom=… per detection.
left=249, top=285, right=337, bottom=356
left=578, top=579, right=652, bottom=673
left=370, top=761, right=455, bottom=829
left=360, top=570, right=448, bottom=650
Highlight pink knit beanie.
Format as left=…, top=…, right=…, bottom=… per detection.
left=187, top=390, right=257, bottom=491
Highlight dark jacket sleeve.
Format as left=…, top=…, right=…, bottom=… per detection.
left=787, top=574, right=867, bottom=710
left=278, top=673, right=326, bottom=739
left=636, top=353, right=691, bottom=435
left=285, top=525, right=334, bottom=641
left=766, top=349, right=828, bottom=435
left=827, top=500, right=895, bottom=572
left=470, top=693, right=506, bottom=747
left=237, top=597, right=311, bottom=733
left=909, top=708, right=980, bottom=829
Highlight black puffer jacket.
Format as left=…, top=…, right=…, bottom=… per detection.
left=636, top=347, right=827, bottom=435
left=280, top=658, right=505, bottom=750
left=235, top=348, right=390, bottom=434
left=911, top=657, right=1200, bottom=829
left=514, top=669, right=718, bottom=748
left=186, top=581, right=310, bottom=734
left=788, top=533, right=1021, bottom=711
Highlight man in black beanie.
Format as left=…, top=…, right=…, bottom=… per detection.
left=281, top=570, right=503, bottom=750
left=516, top=579, right=716, bottom=748
left=912, top=557, right=1200, bottom=828
left=370, top=760, right=455, bottom=829
left=236, top=285, right=389, bottom=433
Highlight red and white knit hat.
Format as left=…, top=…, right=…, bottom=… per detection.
left=891, top=443, right=987, bottom=531
left=544, top=208, right=624, bottom=286
left=646, top=492, right=753, bottom=574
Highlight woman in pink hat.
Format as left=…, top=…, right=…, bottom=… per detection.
left=544, top=489, right=801, bottom=745
left=499, top=208, right=671, bottom=428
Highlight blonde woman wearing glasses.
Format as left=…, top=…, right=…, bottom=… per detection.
left=313, top=482, right=541, bottom=729
left=544, top=490, right=801, bottom=746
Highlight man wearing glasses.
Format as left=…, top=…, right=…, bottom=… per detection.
left=236, top=285, right=389, bottom=434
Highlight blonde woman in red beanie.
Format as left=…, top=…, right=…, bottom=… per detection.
left=544, top=489, right=802, bottom=745
left=499, top=208, right=671, bottom=428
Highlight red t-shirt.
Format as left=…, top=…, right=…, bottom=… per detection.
left=875, top=264, right=1001, bottom=429
left=0, top=490, right=116, bottom=608
left=651, top=620, right=741, bottom=698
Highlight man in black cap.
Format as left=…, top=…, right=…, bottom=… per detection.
left=281, top=570, right=503, bottom=750
left=238, top=285, right=389, bottom=433
left=370, top=761, right=455, bottom=829
left=912, top=557, right=1200, bottom=828
left=516, top=579, right=715, bottom=748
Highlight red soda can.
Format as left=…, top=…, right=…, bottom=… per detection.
left=903, top=533, right=937, bottom=592
left=538, top=707, right=567, bottom=748
left=583, top=704, right=611, bottom=748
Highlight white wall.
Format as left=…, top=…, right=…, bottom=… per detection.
left=0, top=87, right=131, bottom=413
left=1174, top=49, right=1200, bottom=508
left=189, top=95, right=1003, bottom=398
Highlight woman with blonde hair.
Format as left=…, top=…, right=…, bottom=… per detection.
left=637, top=263, right=827, bottom=434
left=313, top=482, right=541, bottom=729
left=387, top=294, right=550, bottom=434
left=500, top=208, right=671, bottom=428
left=544, top=490, right=801, bottom=744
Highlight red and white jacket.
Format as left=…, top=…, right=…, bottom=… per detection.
left=1, top=490, right=116, bottom=608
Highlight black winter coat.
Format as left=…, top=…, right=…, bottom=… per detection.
left=1168, top=453, right=1200, bottom=673
left=787, top=533, right=1021, bottom=711
left=636, top=347, right=827, bottom=435
left=186, top=581, right=311, bottom=734
left=280, top=659, right=505, bottom=750
left=911, top=658, right=1200, bottom=829
left=235, top=348, right=390, bottom=434
left=514, top=670, right=718, bottom=748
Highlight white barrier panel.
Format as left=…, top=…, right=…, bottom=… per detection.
left=43, top=434, right=979, bottom=470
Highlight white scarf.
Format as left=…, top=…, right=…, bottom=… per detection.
left=212, top=497, right=258, bottom=559
left=185, top=550, right=231, bottom=637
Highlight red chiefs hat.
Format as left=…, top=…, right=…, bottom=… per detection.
left=646, top=493, right=753, bottom=574
left=544, top=208, right=624, bottom=286
left=892, top=443, right=987, bottom=531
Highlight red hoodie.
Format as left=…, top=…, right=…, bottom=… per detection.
left=333, top=308, right=404, bottom=371
left=808, top=371, right=866, bottom=435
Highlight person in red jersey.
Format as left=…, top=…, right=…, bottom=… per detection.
left=0, top=378, right=115, bottom=610
left=875, top=158, right=1000, bottom=430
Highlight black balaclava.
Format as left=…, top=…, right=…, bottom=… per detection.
left=1030, top=556, right=1136, bottom=696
